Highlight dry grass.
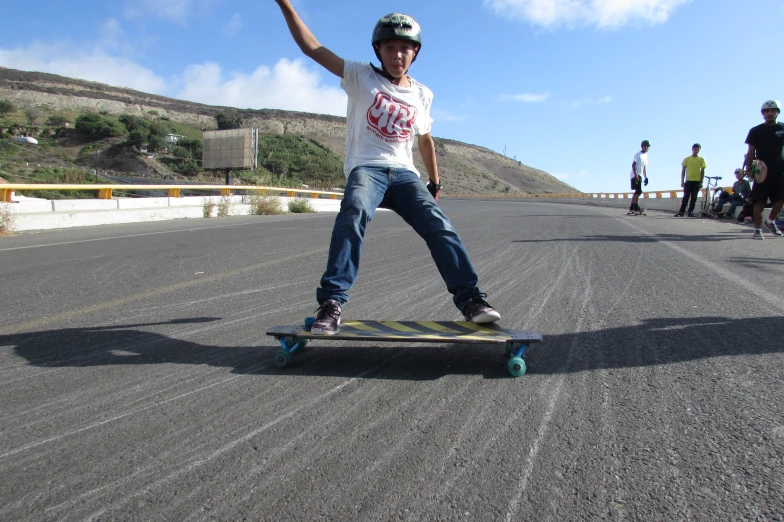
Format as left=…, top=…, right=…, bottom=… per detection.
left=288, top=197, right=316, bottom=213
left=248, top=195, right=284, bottom=215
left=202, top=199, right=216, bottom=218
left=216, top=196, right=232, bottom=217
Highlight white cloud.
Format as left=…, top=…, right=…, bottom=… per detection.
left=176, top=59, right=347, bottom=115
left=484, top=0, right=692, bottom=29
left=224, top=13, right=243, bottom=36
left=0, top=42, right=168, bottom=94
left=431, top=108, right=467, bottom=122
left=123, top=0, right=221, bottom=23
left=501, top=92, right=550, bottom=103
left=0, top=34, right=347, bottom=117
left=554, top=169, right=588, bottom=181
left=570, top=94, right=612, bottom=108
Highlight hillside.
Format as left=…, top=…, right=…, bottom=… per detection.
left=0, top=66, right=578, bottom=196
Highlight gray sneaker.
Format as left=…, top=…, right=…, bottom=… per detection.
left=461, top=293, right=501, bottom=324
left=764, top=220, right=782, bottom=236
left=752, top=229, right=764, bottom=240
left=311, top=299, right=341, bottom=335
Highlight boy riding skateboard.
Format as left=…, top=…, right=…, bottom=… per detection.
left=630, top=140, right=650, bottom=213
left=274, top=1, right=501, bottom=334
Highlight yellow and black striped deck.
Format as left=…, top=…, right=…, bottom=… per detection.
left=267, top=320, right=542, bottom=345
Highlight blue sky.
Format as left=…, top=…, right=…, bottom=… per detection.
left=2, top=0, right=783, bottom=193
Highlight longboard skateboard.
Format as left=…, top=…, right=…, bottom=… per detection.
left=627, top=209, right=646, bottom=216
left=750, top=159, right=768, bottom=184
left=266, top=319, right=543, bottom=377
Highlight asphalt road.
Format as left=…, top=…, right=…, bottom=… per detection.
left=1, top=201, right=783, bottom=521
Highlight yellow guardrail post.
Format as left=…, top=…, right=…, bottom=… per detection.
left=1, top=188, right=13, bottom=203
left=98, top=188, right=113, bottom=199
left=168, top=188, right=181, bottom=198
left=221, top=188, right=231, bottom=197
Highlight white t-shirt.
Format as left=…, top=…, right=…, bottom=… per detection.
left=630, top=151, right=648, bottom=179
left=341, top=60, right=433, bottom=178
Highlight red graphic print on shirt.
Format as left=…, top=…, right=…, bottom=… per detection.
left=366, top=92, right=418, bottom=142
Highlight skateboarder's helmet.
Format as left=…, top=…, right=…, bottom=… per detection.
left=372, top=13, right=422, bottom=63
left=761, top=100, right=781, bottom=113
left=641, top=140, right=650, bottom=148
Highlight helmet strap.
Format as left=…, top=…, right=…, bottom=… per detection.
left=372, top=63, right=398, bottom=82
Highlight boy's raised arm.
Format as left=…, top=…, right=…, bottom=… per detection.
left=274, top=0, right=344, bottom=78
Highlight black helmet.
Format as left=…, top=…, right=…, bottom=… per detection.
left=692, top=143, right=701, bottom=149
left=372, top=13, right=422, bottom=63
left=641, top=140, right=650, bottom=148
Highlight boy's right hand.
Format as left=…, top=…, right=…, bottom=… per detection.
left=426, top=182, right=442, bottom=201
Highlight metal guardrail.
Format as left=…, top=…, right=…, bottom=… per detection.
left=447, top=189, right=688, bottom=199
left=449, top=188, right=730, bottom=200
left=2, top=184, right=731, bottom=204
left=1, top=184, right=343, bottom=203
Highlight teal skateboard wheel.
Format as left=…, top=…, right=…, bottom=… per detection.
left=274, top=349, right=292, bottom=368
left=508, top=357, right=526, bottom=377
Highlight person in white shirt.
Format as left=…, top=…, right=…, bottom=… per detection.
left=629, top=140, right=650, bottom=213
left=275, top=1, right=500, bottom=335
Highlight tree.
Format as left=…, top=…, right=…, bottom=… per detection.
left=46, top=114, right=70, bottom=127
left=25, top=104, right=44, bottom=125
left=146, top=120, right=170, bottom=138
left=215, top=112, right=243, bottom=130
left=127, top=129, right=147, bottom=149
left=118, top=114, right=148, bottom=133
left=0, top=100, right=14, bottom=117
left=147, top=134, right=164, bottom=152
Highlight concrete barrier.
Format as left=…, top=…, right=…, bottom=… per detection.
left=4, top=195, right=343, bottom=232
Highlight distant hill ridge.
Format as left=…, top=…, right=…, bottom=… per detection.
left=0, top=66, right=578, bottom=196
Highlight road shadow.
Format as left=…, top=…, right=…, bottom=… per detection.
left=3, top=315, right=783, bottom=380
left=725, top=257, right=784, bottom=269
left=512, top=232, right=744, bottom=244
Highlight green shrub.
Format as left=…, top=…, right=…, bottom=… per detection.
left=45, top=114, right=70, bottom=127
left=215, top=112, right=243, bottom=130
left=288, top=197, right=316, bottom=213
left=178, top=137, right=202, bottom=156
left=179, top=159, right=199, bottom=175
left=146, top=120, right=170, bottom=138
left=257, top=134, right=343, bottom=187
left=0, top=100, right=14, bottom=117
left=172, top=145, right=190, bottom=159
left=248, top=195, right=283, bottom=215
left=147, top=134, right=164, bottom=152
left=118, top=114, right=148, bottom=134
left=75, top=113, right=126, bottom=138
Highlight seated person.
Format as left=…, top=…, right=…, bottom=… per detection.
left=716, top=168, right=751, bottom=217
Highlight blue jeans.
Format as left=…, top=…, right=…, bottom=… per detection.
left=317, top=165, right=480, bottom=309
left=716, top=192, right=746, bottom=216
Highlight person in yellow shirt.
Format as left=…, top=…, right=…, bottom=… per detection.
left=675, top=143, right=707, bottom=217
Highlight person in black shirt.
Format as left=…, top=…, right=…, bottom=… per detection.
left=743, top=100, right=784, bottom=239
